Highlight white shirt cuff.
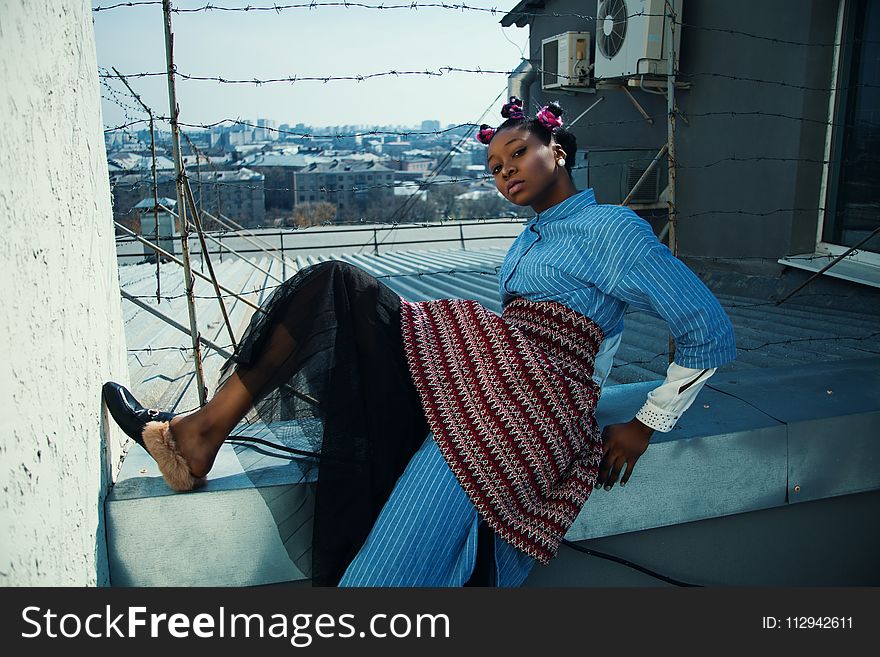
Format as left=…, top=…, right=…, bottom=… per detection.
left=635, top=362, right=716, bottom=432
left=636, top=398, right=680, bottom=432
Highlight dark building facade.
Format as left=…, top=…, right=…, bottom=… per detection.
left=501, top=0, right=879, bottom=270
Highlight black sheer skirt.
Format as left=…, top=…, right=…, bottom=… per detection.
left=216, top=259, right=430, bottom=586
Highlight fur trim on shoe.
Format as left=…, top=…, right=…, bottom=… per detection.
left=141, top=421, right=206, bottom=492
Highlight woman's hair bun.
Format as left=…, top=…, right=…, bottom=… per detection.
left=535, top=101, right=565, bottom=131
left=544, top=100, right=564, bottom=119
left=500, top=96, right=525, bottom=120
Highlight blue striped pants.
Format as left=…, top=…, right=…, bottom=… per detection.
left=338, top=432, right=537, bottom=587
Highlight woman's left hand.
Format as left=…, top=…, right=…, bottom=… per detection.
left=595, top=418, right=654, bottom=490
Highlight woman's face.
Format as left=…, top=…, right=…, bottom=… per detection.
left=486, top=126, right=563, bottom=208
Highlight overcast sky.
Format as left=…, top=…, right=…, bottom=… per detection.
left=92, top=1, right=530, bottom=131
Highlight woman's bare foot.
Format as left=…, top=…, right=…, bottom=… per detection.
left=163, top=371, right=256, bottom=480
left=167, top=414, right=224, bottom=479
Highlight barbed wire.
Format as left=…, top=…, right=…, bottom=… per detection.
left=180, top=118, right=477, bottom=138
left=97, top=64, right=880, bottom=94
left=101, top=86, right=145, bottom=118
left=677, top=21, right=880, bottom=48
left=720, top=289, right=880, bottom=307
left=178, top=111, right=880, bottom=135
left=734, top=331, right=880, bottom=353
left=90, top=2, right=644, bottom=21
left=116, top=254, right=880, bottom=302
left=102, top=103, right=880, bottom=136
left=127, top=343, right=236, bottom=353
left=127, top=329, right=880, bottom=376
left=104, top=118, right=155, bottom=133
left=121, top=266, right=506, bottom=303
left=106, top=149, right=879, bottom=198
left=94, top=1, right=163, bottom=10
left=98, top=65, right=514, bottom=84
left=102, top=109, right=880, bottom=138
left=90, top=2, right=880, bottom=49
left=684, top=110, right=880, bottom=131
left=103, top=114, right=644, bottom=134
left=683, top=208, right=830, bottom=220
left=100, top=76, right=152, bottom=151
left=677, top=70, right=880, bottom=92
left=611, top=331, right=880, bottom=369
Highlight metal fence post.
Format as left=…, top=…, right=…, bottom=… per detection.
left=280, top=231, right=286, bottom=280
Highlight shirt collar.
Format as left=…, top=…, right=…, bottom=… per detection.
left=526, top=188, right=596, bottom=225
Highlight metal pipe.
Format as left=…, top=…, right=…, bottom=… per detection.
left=162, top=205, right=283, bottom=283
left=623, top=143, right=669, bottom=207
left=117, top=233, right=521, bottom=261
left=280, top=231, right=286, bottom=280
left=112, top=67, right=163, bottom=304
left=567, top=96, right=606, bottom=129
left=211, top=211, right=295, bottom=268
left=162, top=0, right=207, bottom=405
left=202, top=232, right=283, bottom=282
left=122, top=290, right=319, bottom=409
left=115, top=218, right=522, bottom=241
left=114, top=221, right=264, bottom=313
left=775, top=224, right=880, bottom=306
left=507, top=59, right=536, bottom=112
left=182, top=177, right=238, bottom=351
left=658, top=221, right=670, bottom=244
left=122, top=290, right=234, bottom=360
left=620, top=83, right=654, bottom=125
left=666, top=0, right=678, bottom=366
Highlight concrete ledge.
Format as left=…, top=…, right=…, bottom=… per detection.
left=570, top=357, right=880, bottom=541
left=106, top=442, right=312, bottom=586
left=105, top=357, right=880, bottom=586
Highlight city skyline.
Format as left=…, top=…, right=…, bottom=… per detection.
left=93, top=1, right=531, bottom=131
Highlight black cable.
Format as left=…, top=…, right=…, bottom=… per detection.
left=559, top=538, right=702, bottom=587
left=222, top=428, right=704, bottom=586
left=226, top=434, right=321, bottom=460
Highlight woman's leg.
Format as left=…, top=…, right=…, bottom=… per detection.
left=339, top=430, right=538, bottom=587
left=164, top=254, right=331, bottom=476
left=166, top=369, right=253, bottom=478
left=338, top=432, right=482, bottom=587
left=166, top=302, right=313, bottom=478
left=161, top=259, right=414, bottom=486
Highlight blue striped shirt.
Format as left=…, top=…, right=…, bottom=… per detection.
left=499, top=188, right=737, bottom=370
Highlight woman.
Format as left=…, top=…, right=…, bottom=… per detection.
left=103, top=96, right=736, bottom=587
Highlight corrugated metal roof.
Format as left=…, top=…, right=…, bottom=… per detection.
left=117, top=245, right=880, bottom=414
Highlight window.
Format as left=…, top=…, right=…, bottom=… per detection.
left=824, top=0, right=880, bottom=253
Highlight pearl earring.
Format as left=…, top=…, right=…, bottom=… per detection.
left=558, top=158, right=566, bottom=167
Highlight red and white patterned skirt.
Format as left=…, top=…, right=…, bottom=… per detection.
left=399, top=296, right=606, bottom=564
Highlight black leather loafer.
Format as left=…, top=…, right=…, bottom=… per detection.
left=102, top=381, right=176, bottom=448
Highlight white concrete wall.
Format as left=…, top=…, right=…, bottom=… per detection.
left=0, top=1, right=130, bottom=585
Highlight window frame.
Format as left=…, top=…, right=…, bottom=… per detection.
left=817, top=0, right=880, bottom=265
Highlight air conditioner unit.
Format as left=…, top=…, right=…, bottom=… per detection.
left=586, top=149, right=667, bottom=204
left=541, top=32, right=591, bottom=90
left=594, top=0, right=682, bottom=80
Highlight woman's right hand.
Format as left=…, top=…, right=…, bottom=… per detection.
left=595, top=418, right=653, bottom=491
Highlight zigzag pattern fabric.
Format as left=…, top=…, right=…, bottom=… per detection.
left=399, top=295, right=606, bottom=564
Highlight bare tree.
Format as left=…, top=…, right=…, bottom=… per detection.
left=284, top=202, right=337, bottom=228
